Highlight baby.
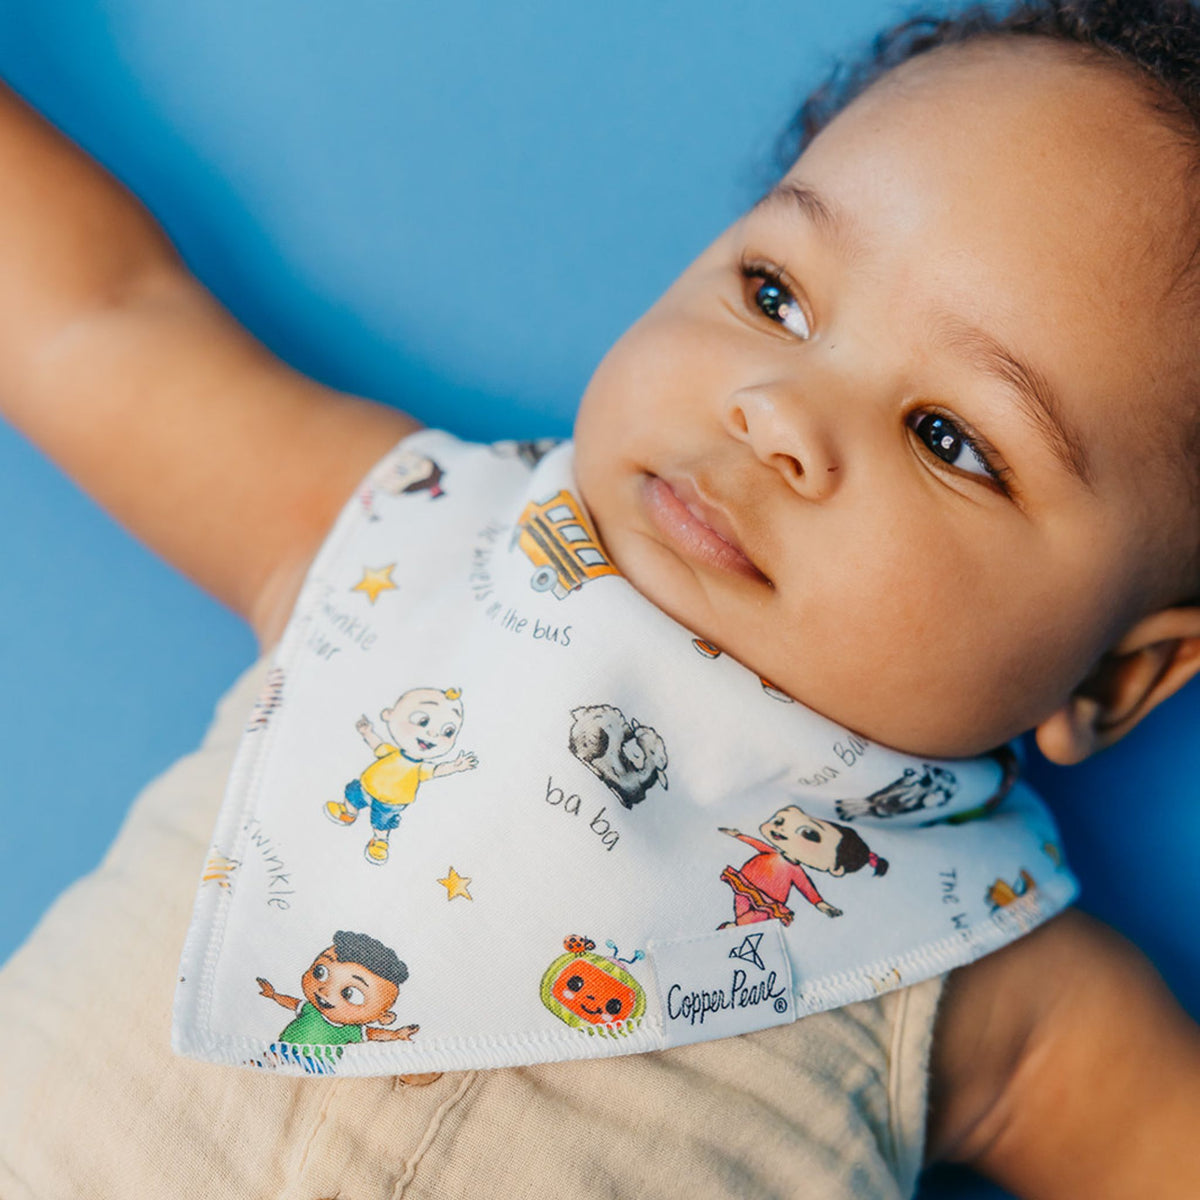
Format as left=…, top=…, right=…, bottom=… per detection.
left=2, top=2, right=1200, bottom=1198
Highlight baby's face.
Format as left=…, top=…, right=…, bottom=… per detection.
left=574, top=42, right=1199, bottom=757
left=383, top=689, right=463, bottom=760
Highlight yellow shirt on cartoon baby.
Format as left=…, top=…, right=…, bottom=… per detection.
left=361, top=744, right=436, bottom=805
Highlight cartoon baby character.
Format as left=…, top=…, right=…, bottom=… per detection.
left=325, top=686, right=478, bottom=865
left=719, top=806, right=889, bottom=927
left=256, top=930, right=418, bottom=1064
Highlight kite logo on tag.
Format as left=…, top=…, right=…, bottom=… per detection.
left=649, top=925, right=795, bottom=1049
left=727, top=931, right=768, bottom=971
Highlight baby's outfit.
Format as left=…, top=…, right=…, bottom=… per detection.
left=0, top=431, right=1077, bottom=1198
left=0, top=655, right=939, bottom=1200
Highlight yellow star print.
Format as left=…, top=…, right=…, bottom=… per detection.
left=352, top=564, right=397, bottom=604
left=437, top=867, right=473, bottom=901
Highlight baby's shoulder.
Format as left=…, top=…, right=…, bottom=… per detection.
left=928, top=909, right=1199, bottom=1193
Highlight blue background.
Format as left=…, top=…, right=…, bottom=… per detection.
left=0, top=4, right=1196, bottom=1198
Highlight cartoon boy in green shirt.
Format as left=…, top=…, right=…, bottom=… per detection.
left=257, top=930, right=418, bottom=1069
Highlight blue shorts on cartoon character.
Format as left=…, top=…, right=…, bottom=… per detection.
left=324, top=686, right=479, bottom=865
left=833, top=764, right=958, bottom=821
left=342, top=778, right=406, bottom=831
left=568, top=704, right=668, bottom=809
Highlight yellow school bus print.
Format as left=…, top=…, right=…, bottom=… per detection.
left=513, top=490, right=619, bottom=598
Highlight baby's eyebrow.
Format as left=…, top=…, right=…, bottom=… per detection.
left=757, top=180, right=855, bottom=252
left=935, top=314, right=1094, bottom=489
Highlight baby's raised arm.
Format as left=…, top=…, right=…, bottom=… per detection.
left=929, top=910, right=1200, bottom=1197
left=0, top=80, right=417, bottom=648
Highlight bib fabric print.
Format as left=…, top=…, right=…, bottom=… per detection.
left=173, top=431, right=1079, bottom=1076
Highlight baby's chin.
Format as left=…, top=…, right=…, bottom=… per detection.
left=573, top=457, right=1040, bottom=759
left=789, top=675, right=1036, bottom=761
left=684, top=622, right=1037, bottom=759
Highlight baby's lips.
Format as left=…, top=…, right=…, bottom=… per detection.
left=644, top=474, right=769, bottom=581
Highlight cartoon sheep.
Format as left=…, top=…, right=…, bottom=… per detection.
left=568, top=705, right=668, bottom=809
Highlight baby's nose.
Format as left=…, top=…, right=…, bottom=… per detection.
left=721, top=385, right=841, bottom=500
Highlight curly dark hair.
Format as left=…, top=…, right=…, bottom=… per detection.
left=776, top=0, right=1200, bottom=169
left=775, top=0, right=1200, bottom=594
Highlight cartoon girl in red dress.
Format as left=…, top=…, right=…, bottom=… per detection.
left=719, top=805, right=888, bottom=926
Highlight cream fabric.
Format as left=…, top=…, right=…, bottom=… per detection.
left=0, top=657, right=941, bottom=1200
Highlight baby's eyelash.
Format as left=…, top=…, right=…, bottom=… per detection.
left=739, top=254, right=791, bottom=302
left=739, top=253, right=786, bottom=287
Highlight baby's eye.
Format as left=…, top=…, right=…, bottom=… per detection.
left=910, top=412, right=997, bottom=482
left=740, top=257, right=811, bottom=340
left=755, top=281, right=810, bottom=339
left=312, top=964, right=328, bottom=981
left=801, top=828, right=821, bottom=843
left=441, top=724, right=457, bottom=739
left=341, top=986, right=365, bottom=1005
left=410, top=712, right=430, bottom=727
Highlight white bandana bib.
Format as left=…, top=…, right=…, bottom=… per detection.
left=174, top=431, right=1078, bottom=1076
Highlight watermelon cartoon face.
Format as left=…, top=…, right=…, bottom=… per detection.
left=539, top=936, right=646, bottom=1037
left=551, top=959, right=638, bottom=1026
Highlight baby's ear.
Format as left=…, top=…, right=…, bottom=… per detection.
left=1035, top=606, right=1200, bottom=765
left=378, top=1010, right=396, bottom=1025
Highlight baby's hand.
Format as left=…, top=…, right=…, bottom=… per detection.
left=816, top=902, right=843, bottom=918
left=718, top=827, right=741, bottom=838
left=256, top=977, right=276, bottom=1000
left=396, top=1023, right=419, bottom=1041
left=453, top=751, right=479, bottom=772
left=356, top=715, right=374, bottom=735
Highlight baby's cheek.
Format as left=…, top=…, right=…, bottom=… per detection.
left=767, top=525, right=1001, bottom=748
